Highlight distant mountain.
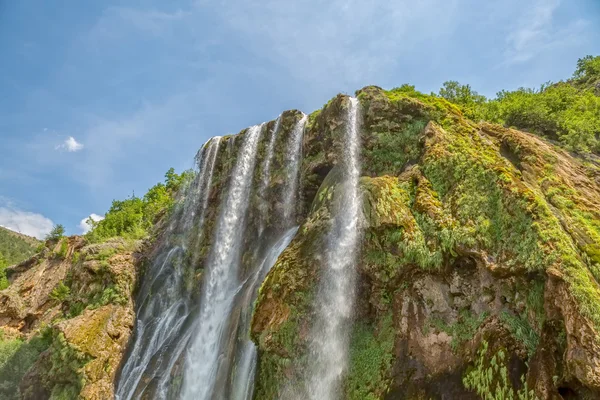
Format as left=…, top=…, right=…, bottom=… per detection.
left=0, top=226, right=41, bottom=266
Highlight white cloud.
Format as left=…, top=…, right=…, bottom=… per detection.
left=55, top=136, right=84, bottom=152
left=504, top=0, right=587, bottom=65
left=0, top=207, right=54, bottom=239
left=79, top=213, right=104, bottom=234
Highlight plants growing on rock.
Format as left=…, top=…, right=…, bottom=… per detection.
left=85, top=168, right=192, bottom=243
left=46, top=225, right=65, bottom=241
left=463, top=341, right=537, bottom=400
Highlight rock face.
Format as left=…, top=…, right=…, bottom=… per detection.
left=249, top=86, right=600, bottom=399
left=0, top=237, right=140, bottom=399
left=3, top=85, right=600, bottom=400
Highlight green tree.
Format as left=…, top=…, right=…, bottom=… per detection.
left=573, top=55, right=600, bottom=81
left=438, top=81, right=489, bottom=121
left=46, top=224, right=65, bottom=241
left=86, top=168, right=193, bottom=243
left=436, top=56, right=600, bottom=153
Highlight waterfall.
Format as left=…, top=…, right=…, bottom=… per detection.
left=257, top=116, right=281, bottom=235
left=281, top=114, right=307, bottom=222
left=305, top=97, right=362, bottom=400
left=230, top=227, right=299, bottom=400
left=116, top=136, right=221, bottom=400
left=118, top=110, right=310, bottom=400
left=180, top=124, right=264, bottom=400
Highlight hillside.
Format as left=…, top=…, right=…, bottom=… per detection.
left=0, top=226, right=41, bottom=266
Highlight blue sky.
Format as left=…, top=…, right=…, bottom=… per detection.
left=0, top=0, right=599, bottom=238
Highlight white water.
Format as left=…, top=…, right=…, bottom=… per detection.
left=231, top=227, right=299, bottom=400
left=258, top=116, right=281, bottom=235
left=180, top=124, right=263, bottom=400
left=116, top=136, right=222, bottom=400
left=282, top=114, right=307, bottom=222
left=305, top=97, right=362, bottom=400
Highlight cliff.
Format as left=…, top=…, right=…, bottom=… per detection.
left=1, top=81, right=599, bottom=400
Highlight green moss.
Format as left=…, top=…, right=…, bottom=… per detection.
left=345, top=314, right=395, bottom=400
left=418, top=119, right=600, bottom=333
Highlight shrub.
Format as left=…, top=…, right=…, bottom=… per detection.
left=0, top=329, right=52, bottom=399
left=0, top=253, right=8, bottom=290
left=46, top=225, right=65, bottom=242
left=85, top=168, right=193, bottom=243
left=435, top=56, right=600, bottom=153
left=55, top=239, right=68, bottom=260
left=50, top=281, right=71, bottom=302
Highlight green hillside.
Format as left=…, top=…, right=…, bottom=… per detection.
left=0, top=226, right=40, bottom=266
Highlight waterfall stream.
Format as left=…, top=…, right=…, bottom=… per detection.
left=115, top=105, right=360, bottom=400
left=180, top=124, right=264, bottom=399
left=116, top=136, right=222, bottom=400
left=305, top=97, right=362, bottom=400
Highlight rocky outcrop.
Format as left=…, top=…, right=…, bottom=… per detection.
left=0, top=237, right=141, bottom=400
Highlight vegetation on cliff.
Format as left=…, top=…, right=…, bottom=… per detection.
left=0, top=168, right=189, bottom=399
left=85, top=167, right=192, bottom=243
left=436, top=55, right=600, bottom=153
left=1, top=54, right=599, bottom=399
left=0, top=227, right=41, bottom=290
left=252, top=56, right=600, bottom=399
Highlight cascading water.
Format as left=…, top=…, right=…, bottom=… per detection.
left=116, top=136, right=221, bottom=400
left=180, top=124, right=263, bottom=400
left=117, top=110, right=311, bottom=400
left=230, top=226, right=298, bottom=400
left=257, top=116, right=281, bottom=235
left=305, top=97, right=362, bottom=400
left=282, top=114, right=308, bottom=222
left=229, top=114, right=307, bottom=400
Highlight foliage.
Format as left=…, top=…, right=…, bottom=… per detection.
left=0, top=253, right=8, bottom=291
left=435, top=56, right=600, bottom=153
left=86, top=168, right=193, bottom=243
left=438, top=81, right=489, bottom=121
left=573, top=55, right=600, bottom=84
left=345, top=314, right=395, bottom=400
left=364, top=115, right=426, bottom=176
left=432, top=310, right=489, bottom=351
left=50, top=281, right=71, bottom=303
left=0, top=329, right=52, bottom=399
left=46, top=225, right=65, bottom=242
left=494, top=84, right=600, bottom=152
left=463, top=341, right=537, bottom=400
left=0, top=227, right=40, bottom=266
left=500, top=312, right=539, bottom=358
left=44, top=332, right=90, bottom=399
left=55, top=239, right=68, bottom=260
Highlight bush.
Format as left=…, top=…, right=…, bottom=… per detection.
left=435, top=55, right=600, bottom=154
left=0, top=253, right=8, bottom=290
left=85, top=168, right=192, bottom=243
left=50, top=281, right=71, bottom=302
left=0, top=329, right=52, bottom=399
left=46, top=225, right=65, bottom=242
left=55, top=239, right=68, bottom=260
